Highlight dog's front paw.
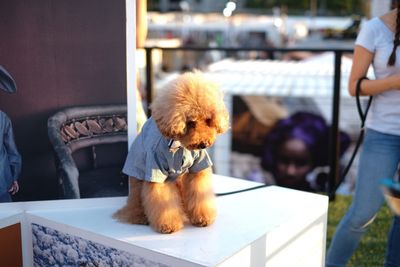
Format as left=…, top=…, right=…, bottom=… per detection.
left=190, top=207, right=216, bottom=227
left=152, top=211, right=184, bottom=234
left=156, top=222, right=183, bottom=234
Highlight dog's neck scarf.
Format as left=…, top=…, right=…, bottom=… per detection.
left=168, top=140, right=182, bottom=152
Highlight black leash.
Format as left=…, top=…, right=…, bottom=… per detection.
left=334, top=77, right=372, bottom=192
left=216, top=184, right=269, bottom=197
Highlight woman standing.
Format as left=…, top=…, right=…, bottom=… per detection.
left=326, top=3, right=400, bottom=267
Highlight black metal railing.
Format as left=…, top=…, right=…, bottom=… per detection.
left=143, top=46, right=354, bottom=200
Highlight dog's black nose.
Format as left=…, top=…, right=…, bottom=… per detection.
left=199, top=142, right=207, bottom=149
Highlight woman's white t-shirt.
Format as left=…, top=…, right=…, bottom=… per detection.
left=356, top=17, right=400, bottom=135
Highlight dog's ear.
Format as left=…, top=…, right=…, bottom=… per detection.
left=150, top=73, right=193, bottom=139
left=153, top=114, right=186, bottom=139
left=151, top=99, right=187, bottom=139
left=215, top=107, right=230, bottom=134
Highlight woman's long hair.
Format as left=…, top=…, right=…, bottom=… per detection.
left=388, top=2, right=400, bottom=66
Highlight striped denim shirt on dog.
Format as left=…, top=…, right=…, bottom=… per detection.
left=122, top=117, right=212, bottom=183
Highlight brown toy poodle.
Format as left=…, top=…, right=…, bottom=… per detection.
left=113, top=71, right=229, bottom=234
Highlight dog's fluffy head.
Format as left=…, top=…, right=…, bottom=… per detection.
left=151, top=71, right=229, bottom=150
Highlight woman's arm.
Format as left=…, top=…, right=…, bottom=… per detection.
left=348, top=45, right=400, bottom=96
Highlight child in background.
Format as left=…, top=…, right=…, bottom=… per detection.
left=261, top=112, right=350, bottom=192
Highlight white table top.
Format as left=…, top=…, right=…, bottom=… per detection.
left=0, top=203, right=22, bottom=228
left=13, top=175, right=328, bottom=266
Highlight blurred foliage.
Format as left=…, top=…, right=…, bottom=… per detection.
left=247, top=0, right=308, bottom=10
left=327, top=194, right=392, bottom=266
left=148, top=0, right=366, bottom=16
left=245, top=0, right=365, bottom=16
left=325, top=0, right=364, bottom=16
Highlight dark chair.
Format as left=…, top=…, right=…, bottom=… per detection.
left=48, top=104, right=129, bottom=199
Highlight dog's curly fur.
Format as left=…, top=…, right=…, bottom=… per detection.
left=113, top=72, right=229, bottom=234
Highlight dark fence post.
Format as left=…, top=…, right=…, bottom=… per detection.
left=145, top=47, right=154, bottom=117
left=328, top=51, right=343, bottom=200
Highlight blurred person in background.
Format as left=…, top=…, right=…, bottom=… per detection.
left=261, top=112, right=350, bottom=193
left=0, top=65, right=22, bottom=202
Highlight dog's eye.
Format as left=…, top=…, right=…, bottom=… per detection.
left=187, top=120, right=196, bottom=129
left=206, top=118, right=212, bottom=126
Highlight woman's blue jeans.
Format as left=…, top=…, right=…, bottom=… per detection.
left=326, top=128, right=400, bottom=267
